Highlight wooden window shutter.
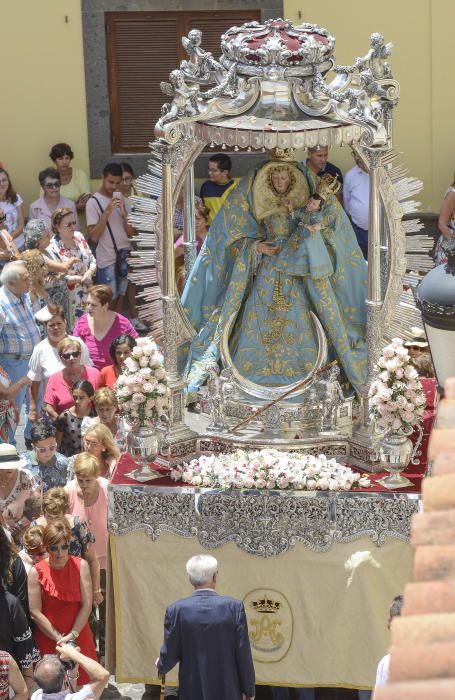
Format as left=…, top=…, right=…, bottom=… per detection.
left=106, top=10, right=261, bottom=154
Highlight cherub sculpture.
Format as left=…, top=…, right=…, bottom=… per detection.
left=181, top=29, right=222, bottom=83
left=356, top=33, right=393, bottom=79
left=160, top=69, right=199, bottom=125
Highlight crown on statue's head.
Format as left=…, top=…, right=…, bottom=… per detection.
left=268, top=147, right=297, bottom=162
left=316, top=173, right=341, bottom=200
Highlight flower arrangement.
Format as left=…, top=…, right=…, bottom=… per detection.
left=368, top=337, right=426, bottom=433
left=171, top=448, right=371, bottom=491
left=115, top=336, right=170, bottom=425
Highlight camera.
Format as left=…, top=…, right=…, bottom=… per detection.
left=59, top=639, right=78, bottom=671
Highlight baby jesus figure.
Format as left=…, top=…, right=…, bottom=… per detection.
left=277, top=194, right=334, bottom=279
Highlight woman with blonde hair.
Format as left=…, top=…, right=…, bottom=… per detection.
left=66, top=453, right=108, bottom=658
left=82, top=423, right=119, bottom=479
left=32, top=487, right=102, bottom=607
left=82, top=387, right=119, bottom=435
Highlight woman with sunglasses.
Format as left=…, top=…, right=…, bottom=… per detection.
left=44, top=338, right=100, bottom=419
left=29, top=169, right=78, bottom=230
left=56, top=380, right=95, bottom=458
left=19, top=525, right=48, bottom=573
left=22, top=421, right=68, bottom=493
left=32, top=488, right=101, bottom=610
left=46, top=208, right=96, bottom=329
left=28, top=519, right=97, bottom=687
left=28, top=307, right=92, bottom=425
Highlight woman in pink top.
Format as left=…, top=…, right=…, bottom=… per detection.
left=44, top=338, right=100, bottom=418
left=73, top=284, right=138, bottom=370
left=65, top=452, right=108, bottom=659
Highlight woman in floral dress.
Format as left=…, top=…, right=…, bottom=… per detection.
left=46, top=208, right=96, bottom=329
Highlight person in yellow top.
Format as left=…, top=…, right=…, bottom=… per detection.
left=49, top=143, right=91, bottom=214
left=200, top=154, right=238, bottom=223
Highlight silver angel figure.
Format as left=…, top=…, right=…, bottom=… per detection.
left=181, top=29, right=222, bottom=83
left=160, top=69, right=199, bottom=125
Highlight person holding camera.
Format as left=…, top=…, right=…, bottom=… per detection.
left=32, top=642, right=109, bottom=700
left=28, top=519, right=98, bottom=687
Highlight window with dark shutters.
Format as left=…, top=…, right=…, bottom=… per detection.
left=105, top=10, right=261, bottom=154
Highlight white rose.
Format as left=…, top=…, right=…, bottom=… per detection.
left=132, top=346, right=143, bottom=357
left=154, top=366, right=166, bottom=380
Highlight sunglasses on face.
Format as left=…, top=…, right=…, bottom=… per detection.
left=35, top=444, right=58, bottom=455
left=48, top=543, right=69, bottom=552
left=63, top=220, right=77, bottom=228
left=44, top=182, right=61, bottom=189
left=61, top=351, right=81, bottom=360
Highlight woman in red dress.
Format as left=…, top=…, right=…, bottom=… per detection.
left=28, top=519, right=97, bottom=686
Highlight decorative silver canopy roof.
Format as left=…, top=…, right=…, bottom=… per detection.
left=155, top=18, right=399, bottom=149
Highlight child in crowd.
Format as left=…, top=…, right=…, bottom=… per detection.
left=56, top=380, right=95, bottom=457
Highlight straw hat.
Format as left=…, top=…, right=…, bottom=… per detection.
left=0, top=443, right=27, bottom=470
left=403, top=327, right=429, bottom=349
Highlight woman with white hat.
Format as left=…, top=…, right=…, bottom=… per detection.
left=0, top=444, right=38, bottom=541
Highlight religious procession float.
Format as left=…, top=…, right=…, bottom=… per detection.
left=107, top=17, right=435, bottom=692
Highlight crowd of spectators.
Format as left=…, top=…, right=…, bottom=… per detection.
left=0, top=141, right=444, bottom=700
left=0, top=144, right=144, bottom=697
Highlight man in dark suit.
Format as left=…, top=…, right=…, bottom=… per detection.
left=156, top=554, right=255, bottom=700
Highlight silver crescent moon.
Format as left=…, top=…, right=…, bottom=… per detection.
left=220, top=310, right=328, bottom=401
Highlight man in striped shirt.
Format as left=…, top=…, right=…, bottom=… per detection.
left=0, top=261, right=41, bottom=439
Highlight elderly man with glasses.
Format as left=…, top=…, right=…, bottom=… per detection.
left=29, top=168, right=78, bottom=230
left=0, top=261, right=41, bottom=441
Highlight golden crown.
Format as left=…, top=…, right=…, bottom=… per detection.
left=251, top=596, right=282, bottom=614
left=268, top=147, right=297, bottom=162
left=316, top=173, right=341, bottom=200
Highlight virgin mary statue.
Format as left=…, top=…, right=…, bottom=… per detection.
left=181, top=152, right=368, bottom=398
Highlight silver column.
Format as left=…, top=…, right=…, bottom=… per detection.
left=183, top=166, right=197, bottom=279
left=156, top=143, right=197, bottom=463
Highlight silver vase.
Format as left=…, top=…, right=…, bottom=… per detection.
left=126, top=424, right=161, bottom=482
left=377, top=431, right=413, bottom=489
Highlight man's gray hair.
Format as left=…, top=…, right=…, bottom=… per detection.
left=33, top=654, right=65, bottom=694
left=25, top=219, right=48, bottom=250
left=0, top=260, right=26, bottom=286
left=186, top=554, right=218, bottom=586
